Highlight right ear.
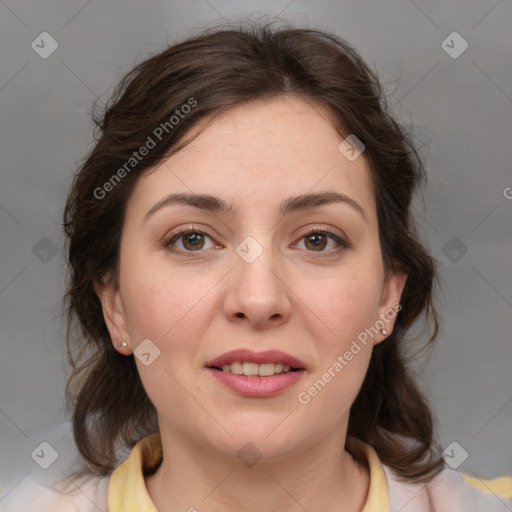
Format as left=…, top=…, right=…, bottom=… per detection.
left=93, top=274, right=133, bottom=355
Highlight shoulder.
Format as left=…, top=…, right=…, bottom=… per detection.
left=0, top=474, right=108, bottom=512
left=382, top=463, right=512, bottom=512
left=347, top=436, right=512, bottom=512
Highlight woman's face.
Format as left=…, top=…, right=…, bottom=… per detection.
left=96, top=97, right=406, bottom=460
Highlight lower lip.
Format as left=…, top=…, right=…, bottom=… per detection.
left=207, top=368, right=306, bottom=397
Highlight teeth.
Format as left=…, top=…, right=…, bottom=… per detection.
left=258, top=363, right=275, bottom=376
left=230, top=362, right=243, bottom=375
left=219, top=362, right=296, bottom=376
left=243, top=362, right=259, bottom=376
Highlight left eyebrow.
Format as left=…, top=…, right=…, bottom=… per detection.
left=280, top=191, right=367, bottom=222
left=143, top=191, right=367, bottom=223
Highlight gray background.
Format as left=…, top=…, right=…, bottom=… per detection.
left=1, top=0, right=511, bottom=502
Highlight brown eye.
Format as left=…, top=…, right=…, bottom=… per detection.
left=297, top=230, right=347, bottom=254
left=181, top=232, right=206, bottom=251
left=164, top=229, right=217, bottom=254
left=304, top=233, right=328, bottom=251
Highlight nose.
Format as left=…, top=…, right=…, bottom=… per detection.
left=223, top=240, right=292, bottom=330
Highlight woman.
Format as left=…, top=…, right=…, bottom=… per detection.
left=10, top=21, right=512, bottom=512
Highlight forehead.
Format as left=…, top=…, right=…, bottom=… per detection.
left=167, top=97, right=349, bottom=167
left=128, top=97, right=376, bottom=221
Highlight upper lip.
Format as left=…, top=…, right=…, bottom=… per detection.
left=206, top=349, right=306, bottom=370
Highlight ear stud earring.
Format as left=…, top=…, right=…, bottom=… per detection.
left=381, top=328, right=388, bottom=336
left=117, top=342, right=127, bottom=348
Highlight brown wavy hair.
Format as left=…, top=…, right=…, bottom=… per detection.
left=62, top=19, right=445, bottom=483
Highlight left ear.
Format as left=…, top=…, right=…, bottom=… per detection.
left=374, top=266, right=407, bottom=345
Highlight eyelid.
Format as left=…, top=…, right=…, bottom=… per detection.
left=294, top=224, right=349, bottom=245
left=162, top=224, right=218, bottom=248
left=164, top=224, right=213, bottom=240
left=162, top=224, right=349, bottom=255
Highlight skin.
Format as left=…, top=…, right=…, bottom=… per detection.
left=95, top=96, right=407, bottom=512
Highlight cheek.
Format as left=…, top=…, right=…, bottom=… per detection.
left=119, top=251, right=210, bottom=344
left=305, top=267, right=383, bottom=353
left=296, top=274, right=380, bottom=421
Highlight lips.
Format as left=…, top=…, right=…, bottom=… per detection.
left=205, top=349, right=306, bottom=370
left=205, top=349, right=307, bottom=397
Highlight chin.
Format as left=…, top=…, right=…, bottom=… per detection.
left=202, top=415, right=311, bottom=462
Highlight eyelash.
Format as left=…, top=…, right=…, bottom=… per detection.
left=162, top=225, right=349, bottom=258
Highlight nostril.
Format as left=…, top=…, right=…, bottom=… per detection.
left=236, top=312, right=245, bottom=318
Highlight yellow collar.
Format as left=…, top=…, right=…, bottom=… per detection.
left=348, top=436, right=390, bottom=511
left=108, top=433, right=162, bottom=512
left=108, top=433, right=389, bottom=512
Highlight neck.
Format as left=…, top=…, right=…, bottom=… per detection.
left=146, top=426, right=370, bottom=512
